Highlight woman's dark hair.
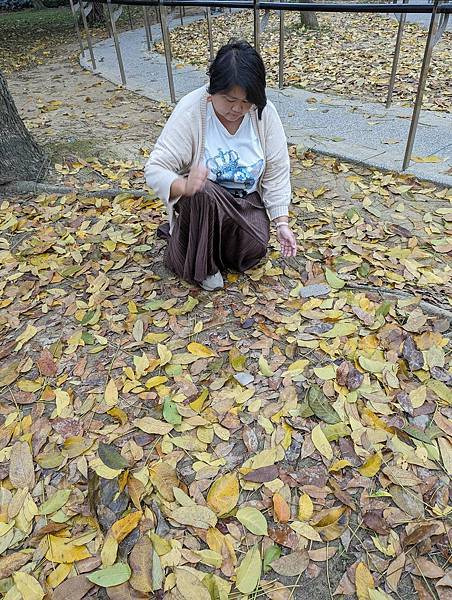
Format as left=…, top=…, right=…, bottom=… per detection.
left=207, top=40, right=267, bottom=119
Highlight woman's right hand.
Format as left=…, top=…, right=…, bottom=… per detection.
left=184, top=164, right=209, bottom=196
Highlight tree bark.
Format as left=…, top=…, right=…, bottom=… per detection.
left=86, top=2, right=106, bottom=26
left=299, top=0, right=319, bottom=29
left=0, top=70, right=46, bottom=185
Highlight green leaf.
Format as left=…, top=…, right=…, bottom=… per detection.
left=39, top=489, right=71, bottom=516
left=402, top=424, right=432, bottom=444
left=86, top=563, right=131, bottom=587
left=376, top=300, right=391, bottom=317
left=307, top=385, right=341, bottom=424
left=263, top=545, right=281, bottom=573
left=98, top=443, right=129, bottom=470
left=236, top=507, right=268, bottom=536
left=235, top=546, right=261, bottom=594
left=163, top=397, right=182, bottom=425
left=325, top=268, right=346, bottom=289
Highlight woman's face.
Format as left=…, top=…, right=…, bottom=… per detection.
left=209, top=86, right=254, bottom=123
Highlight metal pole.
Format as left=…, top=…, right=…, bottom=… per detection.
left=143, top=7, right=152, bottom=49
left=402, top=1, right=439, bottom=170
left=278, top=9, right=284, bottom=88
left=254, top=0, right=260, bottom=52
left=69, top=0, right=85, bottom=57
left=127, top=5, right=134, bottom=29
left=386, top=0, right=408, bottom=108
left=106, top=0, right=127, bottom=85
left=179, top=6, right=184, bottom=25
left=79, top=1, right=96, bottom=70
left=159, top=4, right=176, bottom=103
left=206, top=8, right=214, bottom=60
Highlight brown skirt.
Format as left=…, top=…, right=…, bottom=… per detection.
left=162, top=181, right=270, bottom=284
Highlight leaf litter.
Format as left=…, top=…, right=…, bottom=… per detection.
left=1, top=51, right=452, bottom=600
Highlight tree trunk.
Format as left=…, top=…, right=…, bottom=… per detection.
left=299, top=0, right=319, bottom=29
left=86, top=2, right=106, bottom=26
left=0, top=70, right=46, bottom=185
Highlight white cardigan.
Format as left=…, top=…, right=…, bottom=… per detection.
left=144, top=86, right=291, bottom=229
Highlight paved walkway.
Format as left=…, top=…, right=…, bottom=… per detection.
left=80, top=13, right=452, bottom=186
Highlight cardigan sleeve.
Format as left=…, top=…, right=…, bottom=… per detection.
left=144, top=99, right=195, bottom=205
left=260, top=102, right=291, bottom=220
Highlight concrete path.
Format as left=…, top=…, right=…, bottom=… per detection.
left=80, top=14, right=452, bottom=186
left=390, top=0, right=451, bottom=30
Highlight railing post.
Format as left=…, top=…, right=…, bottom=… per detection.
left=254, top=0, right=260, bottom=52
left=278, top=9, right=284, bottom=88
left=143, top=6, right=152, bottom=50
left=206, top=8, right=214, bottom=61
left=68, top=0, right=85, bottom=57
left=106, top=0, right=126, bottom=85
left=386, top=0, right=408, bottom=108
left=79, top=1, right=96, bottom=69
left=402, top=0, right=439, bottom=170
left=159, top=3, right=176, bottom=103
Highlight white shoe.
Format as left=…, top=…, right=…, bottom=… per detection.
left=200, top=271, right=224, bottom=291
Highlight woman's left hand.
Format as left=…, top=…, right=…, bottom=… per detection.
left=277, top=224, right=297, bottom=257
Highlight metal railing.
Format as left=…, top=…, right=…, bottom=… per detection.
left=70, top=0, right=451, bottom=171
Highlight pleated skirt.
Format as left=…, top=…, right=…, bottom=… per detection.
left=160, top=181, right=270, bottom=284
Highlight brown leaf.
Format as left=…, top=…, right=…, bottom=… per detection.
left=9, top=441, right=35, bottom=490
left=36, top=348, right=57, bottom=376
left=389, top=485, right=424, bottom=519
left=106, top=582, right=149, bottom=599
left=383, top=466, right=422, bottom=487
left=243, top=465, right=279, bottom=482
left=403, top=523, right=437, bottom=547
left=273, top=493, right=291, bottom=523
left=129, top=536, right=153, bottom=593
left=0, top=551, right=32, bottom=579
left=242, top=425, right=258, bottom=453
left=53, top=575, right=94, bottom=600
left=386, top=552, right=405, bottom=592
left=412, top=557, right=445, bottom=579
left=271, top=550, right=309, bottom=576
left=363, top=511, right=390, bottom=535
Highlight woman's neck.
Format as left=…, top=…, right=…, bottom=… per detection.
left=213, top=107, right=244, bottom=135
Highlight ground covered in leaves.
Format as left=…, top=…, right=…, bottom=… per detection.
left=1, top=35, right=452, bottom=600
left=157, top=10, right=452, bottom=113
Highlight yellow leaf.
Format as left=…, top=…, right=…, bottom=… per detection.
left=157, top=344, right=172, bottom=366
left=111, top=510, right=142, bottom=542
left=145, top=375, right=168, bottom=389
left=313, top=364, right=337, bottom=380
left=143, top=332, right=169, bottom=344
left=187, top=342, right=216, bottom=358
left=298, top=493, right=314, bottom=521
left=13, top=572, right=44, bottom=600
left=358, top=453, right=382, bottom=478
left=104, top=379, right=118, bottom=406
left=46, top=562, right=72, bottom=588
left=133, top=417, right=173, bottom=435
left=411, top=155, right=443, bottom=163
left=101, top=532, right=118, bottom=566
left=355, top=562, right=375, bottom=600
left=290, top=521, right=322, bottom=541
left=14, top=324, right=39, bottom=352
left=258, top=354, right=274, bottom=377
left=229, top=347, right=246, bottom=371
left=311, top=424, right=333, bottom=460
left=193, top=321, right=203, bottom=334
left=329, top=459, right=353, bottom=472
left=207, top=473, right=239, bottom=517
left=358, top=356, right=386, bottom=374
left=189, top=388, right=209, bottom=412
left=46, top=535, right=91, bottom=564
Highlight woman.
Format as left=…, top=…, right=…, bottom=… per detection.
left=145, top=40, right=297, bottom=291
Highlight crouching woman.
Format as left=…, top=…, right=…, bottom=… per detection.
left=144, top=40, right=297, bottom=291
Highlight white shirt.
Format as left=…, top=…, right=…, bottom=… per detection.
left=204, top=103, right=265, bottom=194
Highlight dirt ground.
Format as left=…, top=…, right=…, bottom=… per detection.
left=1, top=32, right=451, bottom=600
